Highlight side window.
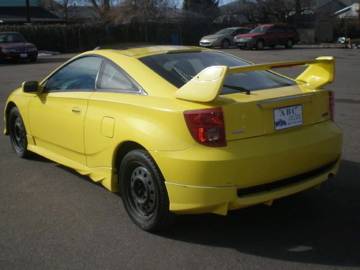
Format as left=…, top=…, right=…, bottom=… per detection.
left=97, top=61, right=140, bottom=92
left=45, top=56, right=102, bottom=92
left=274, top=26, right=285, bottom=33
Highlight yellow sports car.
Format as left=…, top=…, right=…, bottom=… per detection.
left=4, top=46, right=342, bottom=231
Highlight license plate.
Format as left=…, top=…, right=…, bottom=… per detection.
left=274, top=105, right=303, bottom=130
left=20, top=53, right=28, bottom=58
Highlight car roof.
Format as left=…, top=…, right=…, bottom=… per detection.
left=103, top=45, right=210, bottom=58
left=257, top=24, right=274, bottom=27
left=257, top=23, right=291, bottom=28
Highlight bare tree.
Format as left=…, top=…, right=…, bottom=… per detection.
left=183, top=0, right=219, bottom=20
left=109, top=0, right=176, bottom=24
left=59, top=0, right=70, bottom=22
left=238, top=0, right=315, bottom=23
left=87, top=0, right=111, bottom=19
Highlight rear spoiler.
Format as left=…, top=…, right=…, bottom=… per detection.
left=176, top=56, right=334, bottom=102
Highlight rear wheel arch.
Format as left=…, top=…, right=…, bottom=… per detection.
left=113, top=141, right=146, bottom=171
left=116, top=146, right=172, bottom=231
left=113, top=141, right=166, bottom=190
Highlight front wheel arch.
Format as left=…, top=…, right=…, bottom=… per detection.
left=4, top=101, right=17, bottom=135
left=221, top=39, right=230, bottom=48
left=256, top=39, right=265, bottom=50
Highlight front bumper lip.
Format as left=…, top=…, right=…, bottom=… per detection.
left=166, top=159, right=340, bottom=215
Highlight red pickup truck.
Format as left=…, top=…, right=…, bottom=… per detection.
left=234, top=24, right=300, bottom=50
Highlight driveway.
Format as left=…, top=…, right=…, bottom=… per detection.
left=0, top=47, right=359, bottom=270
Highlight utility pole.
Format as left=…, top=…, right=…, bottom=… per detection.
left=26, top=0, right=31, bottom=23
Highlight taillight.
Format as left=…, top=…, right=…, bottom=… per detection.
left=329, top=91, right=335, bottom=121
left=184, top=107, right=226, bottom=147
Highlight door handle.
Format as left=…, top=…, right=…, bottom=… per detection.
left=72, top=107, right=81, bottom=113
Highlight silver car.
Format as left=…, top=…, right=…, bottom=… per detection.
left=199, top=27, right=251, bottom=48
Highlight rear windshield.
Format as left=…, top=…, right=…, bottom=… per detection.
left=250, top=26, right=270, bottom=34
left=140, top=51, right=294, bottom=94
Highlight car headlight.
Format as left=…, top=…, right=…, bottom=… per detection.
left=239, top=38, right=253, bottom=42
left=201, top=39, right=216, bottom=43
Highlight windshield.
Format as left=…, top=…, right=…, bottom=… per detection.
left=140, top=51, right=294, bottom=94
left=214, top=28, right=235, bottom=35
left=250, top=26, right=270, bottom=34
left=0, top=33, right=26, bottom=43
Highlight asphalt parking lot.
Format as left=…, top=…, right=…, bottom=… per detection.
left=0, top=47, right=359, bottom=270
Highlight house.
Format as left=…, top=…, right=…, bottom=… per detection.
left=314, top=0, right=359, bottom=42
left=0, top=0, right=62, bottom=24
left=335, top=3, right=360, bottom=19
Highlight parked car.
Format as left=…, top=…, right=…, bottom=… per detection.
left=200, top=27, right=251, bottom=48
left=235, top=24, right=299, bottom=50
left=0, top=32, right=38, bottom=62
left=4, top=46, right=342, bottom=231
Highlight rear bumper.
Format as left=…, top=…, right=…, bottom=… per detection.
left=165, top=159, right=339, bottom=215
left=151, top=121, right=342, bottom=214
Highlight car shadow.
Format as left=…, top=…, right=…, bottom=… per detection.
left=159, top=159, right=360, bottom=267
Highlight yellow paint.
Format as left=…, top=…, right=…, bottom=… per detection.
left=3, top=46, right=342, bottom=215
left=101, top=116, right=115, bottom=138
left=176, top=66, right=228, bottom=102
left=175, top=56, right=335, bottom=103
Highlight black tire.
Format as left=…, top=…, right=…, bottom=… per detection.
left=8, top=107, right=30, bottom=158
left=119, top=149, right=172, bottom=232
left=285, top=39, right=294, bottom=49
left=221, top=39, right=230, bottom=49
left=256, top=39, right=265, bottom=50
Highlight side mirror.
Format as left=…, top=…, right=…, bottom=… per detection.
left=22, top=81, right=40, bottom=93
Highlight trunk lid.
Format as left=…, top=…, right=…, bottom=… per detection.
left=220, top=85, right=331, bottom=141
